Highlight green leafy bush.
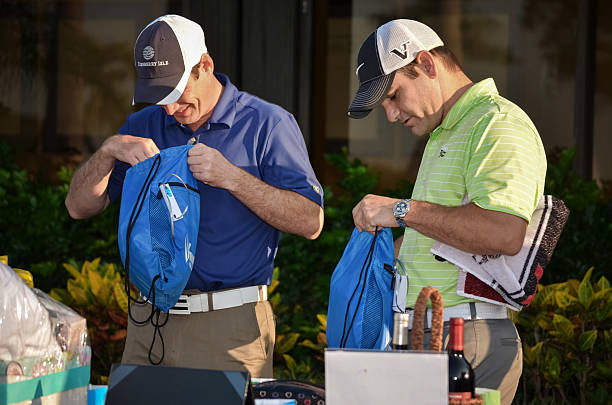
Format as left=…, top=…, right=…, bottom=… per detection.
left=543, top=148, right=612, bottom=284
left=49, top=258, right=128, bottom=385
left=0, top=143, right=120, bottom=291
left=516, top=268, right=611, bottom=405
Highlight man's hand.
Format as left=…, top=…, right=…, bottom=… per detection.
left=187, top=143, right=239, bottom=189
left=100, top=135, right=160, bottom=166
left=66, top=134, right=159, bottom=219
left=352, top=194, right=401, bottom=234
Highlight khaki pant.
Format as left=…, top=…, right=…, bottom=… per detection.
left=412, top=318, right=522, bottom=405
left=121, top=300, right=275, bottom=378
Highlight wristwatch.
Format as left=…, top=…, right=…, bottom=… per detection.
left=393, top=199, right=411, bottom=227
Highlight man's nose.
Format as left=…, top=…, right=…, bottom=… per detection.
left=382, top=102, right=398, bottom=123
left=163, top=102, right=180, bottom=116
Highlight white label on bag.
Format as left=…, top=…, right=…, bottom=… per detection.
left=392, top=274, right=408, bottom=312
left=160, top=183, right=184, bottom=221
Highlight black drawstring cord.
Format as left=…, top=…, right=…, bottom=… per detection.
left=125, top=155, right=161, bottom=314
left=148, top=307, right=169, bottom=365
left=123, top=154, right=171, bottom=365
left=340, top=227, right=378, bottom=348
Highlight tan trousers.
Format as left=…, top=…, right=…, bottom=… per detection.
left=413, top=318, right=522, bottom=405
left=121, top=300, right=275, bottom=378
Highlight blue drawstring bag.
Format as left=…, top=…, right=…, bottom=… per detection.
left=118, top=144, right=200, bottom=314
left=326, top=227, right=396, bottom=350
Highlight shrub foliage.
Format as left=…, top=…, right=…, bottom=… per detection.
left=0, top=142, right=610, bottom=401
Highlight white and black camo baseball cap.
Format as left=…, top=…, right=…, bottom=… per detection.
left=133, top=15, right=207, bottom=105
left=347, top=19, right=444, bottom=119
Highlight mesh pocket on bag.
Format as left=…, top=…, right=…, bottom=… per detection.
left=361, top=273, right=383, bottom=348
left=149, top=193, right=174, bottom=271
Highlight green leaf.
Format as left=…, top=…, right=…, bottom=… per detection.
left=49, top=288, right=73, bottom=305
left=591, top=288, right=612, bottom=303
left=578, top=267, right=594, bottom=307
left=316, top=313, right=327, bottom=330
left=554, top=291, right=574, bottom=309
left=282, top=354, right=297, bottom=374
left=103, top=263, right=116, bottom=282
left=299, top=339, right=317, bottom=350
left=595, top=361, right=612, bottom=379
left=275, top=332, right=300, bottom=354
left=67, top=279, right=88, bottom=305
left=595, top=301, right=612, bottom=322
left=552, top=314, right=574, bottom=340
left=536, top=286, right=555, bottom=308
left=595, top=275, right=610, bottom=292
left=268, top=279, right=280, bottom=295
left=543, top=350, right=562, bottom=383
left=63, top=262, right=82, bottom=281
left=536, top=314, right=553, bottom=331
left=269, top=293, right=281, bottom=308
left=88, top=268, right=110, bottom=304
left=577, top=330, right=598, bottom=351
left=523, top=341, right=544, bottom=366
left=113, top=284, right=129, bottom=313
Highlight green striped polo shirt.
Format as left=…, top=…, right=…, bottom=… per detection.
left=397, top=78, right=546, bottom=308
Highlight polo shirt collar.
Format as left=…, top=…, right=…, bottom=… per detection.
left=438, top=78, right=498, bottom=131
left=164, top=72, right=238, bottom=130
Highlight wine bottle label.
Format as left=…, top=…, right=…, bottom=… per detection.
left=392, top=274, right=408, bottom=312
left=449, top=392, right=472, bottom=400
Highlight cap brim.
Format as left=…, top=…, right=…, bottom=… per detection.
left=133, top=71, right=184, bottom=105
left=347, top=71, right=395, bottom=119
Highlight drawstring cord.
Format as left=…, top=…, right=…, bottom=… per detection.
left=124, top=155, right=169, bottom=365
left=340, top=228, right=378, bottom=348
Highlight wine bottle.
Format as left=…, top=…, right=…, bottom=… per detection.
left=448, top=317, right=475, bottom=400
left=392, top=312, right=410, bottom=350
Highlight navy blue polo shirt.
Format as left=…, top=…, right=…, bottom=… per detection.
left=108, top=73, right=323, bottom=291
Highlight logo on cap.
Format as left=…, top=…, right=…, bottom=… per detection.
left=355, top=62, right=365, bottom=77
left=390, top=41, right=410, bottom=60
left=143, top=46, right=155, bottom=61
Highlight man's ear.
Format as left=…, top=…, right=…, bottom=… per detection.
left=201, top=53, right=214, bottom=74
left=415, top=51, right=437, bottom=78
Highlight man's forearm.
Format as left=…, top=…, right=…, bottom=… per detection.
left=404, top=200, right=527, bottom=256
left=227, top=168, right=323, bottom=239
left=65, top=149, right=114, bottom=219
left=65, top=135, right=161, bottom=220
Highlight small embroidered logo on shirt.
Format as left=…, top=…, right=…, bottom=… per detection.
left=312, top=184, right=321, bottom=195
left=439, top=145, right=448, bottom=157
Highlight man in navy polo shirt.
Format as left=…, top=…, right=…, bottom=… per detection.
left=65, top=15, right=324, bottom=378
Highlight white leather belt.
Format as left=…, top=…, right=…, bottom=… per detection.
left=167, top=285, right=267, bottom=315
left=406, top=302, right=508, bottom=330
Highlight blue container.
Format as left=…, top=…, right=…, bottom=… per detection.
left=87, top=384, right=108, bottom=405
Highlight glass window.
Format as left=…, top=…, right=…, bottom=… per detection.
left=324, top=0, right=587, bottom=189
left=0, top=1, right=168, bottom=165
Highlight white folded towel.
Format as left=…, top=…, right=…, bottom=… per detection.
left=430, top=195, right=569, bottom=311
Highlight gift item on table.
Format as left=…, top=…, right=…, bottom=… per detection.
left=0, top=262, right=90, bottom=405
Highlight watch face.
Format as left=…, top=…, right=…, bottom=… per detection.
left=394, top=200, right=409, bottom=217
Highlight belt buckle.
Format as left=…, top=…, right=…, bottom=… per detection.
left=169, top=294, right=191, bottom=315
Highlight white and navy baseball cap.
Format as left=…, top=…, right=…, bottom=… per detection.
left=347, top=19, right=444, bottom=119
left=133, top=15, right=207, bottom=105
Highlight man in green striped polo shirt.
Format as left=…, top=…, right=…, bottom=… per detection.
left=347, top=19, right=546, bottom=405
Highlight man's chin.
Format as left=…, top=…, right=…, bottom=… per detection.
left=407, top=126, right=426, bottom=136
left=175, top=116, right=195, bottom=125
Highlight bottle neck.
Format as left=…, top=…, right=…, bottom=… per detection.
left=448, top=322, right=464, bottom=352
left=393, top=313, right=410, bottom=347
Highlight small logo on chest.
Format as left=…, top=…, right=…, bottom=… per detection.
left=439, top=145, right=448, bottom=157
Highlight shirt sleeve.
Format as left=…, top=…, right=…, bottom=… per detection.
left=465, top=112, right=545, bottom=222
left=260, top=114, right=324, bottom=207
